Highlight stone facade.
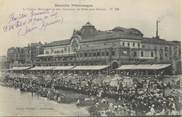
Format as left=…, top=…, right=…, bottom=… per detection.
left=35, top=22, right=181, bottom=74
left=7, top=42, right=44, bottom=68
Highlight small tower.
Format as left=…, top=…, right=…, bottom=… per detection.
left=156, top=20, right=160, bottom=39
left=80, top=22, right=97, bottom=38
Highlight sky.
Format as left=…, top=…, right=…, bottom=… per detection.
left=0, top=0, right=181, bottom=56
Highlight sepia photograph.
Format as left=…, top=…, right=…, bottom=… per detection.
left=0, top=0, right=181, bottom=116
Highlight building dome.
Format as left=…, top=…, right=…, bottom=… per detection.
left=112, top=27, right=143, bottom=37
left=128, top=28, right=143, bottom=36
left=80, top=22, right=97, bottom=38
left=112, top=27, right=128, bottom=32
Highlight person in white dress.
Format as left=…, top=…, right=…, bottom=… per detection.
left=146, top=104, right=155, bottom=115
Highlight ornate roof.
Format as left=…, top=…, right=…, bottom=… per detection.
left=44, top=39, right=70, bottom=47
left=142, top=37, right=169, bottom=45
left=44, top=23, right=177, bottom=47
left=80, top=31, right=142, bottom=43
left=79, top=25, right=144, bottom=41
left=112, top=27, right=128, bottom=32
left=128, top=28, right=143, bottom=36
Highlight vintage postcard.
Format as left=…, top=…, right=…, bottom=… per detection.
left=0, top=0, right=182, bottom=116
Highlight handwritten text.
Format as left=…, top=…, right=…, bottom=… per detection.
left=3, top=9, right=63, bottom=36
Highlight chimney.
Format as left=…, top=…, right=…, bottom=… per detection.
left=156, top=20, right=160, bottom=39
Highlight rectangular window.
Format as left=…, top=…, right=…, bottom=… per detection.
left=68, top=47, right=70, bottom=52
left=128, top=42, right=130, bottom=47
left=89, top=53, right=92, bottom=57
left=45, top=51, right=49, bottom=54
left=151, top=51, right=154, bottom=57
left=123, top=50, right=127, bottom=54
left=133, top=51, right=137, bottom=57
left=80, top=53, right=82, bottom=57
left=141, top=51, right=144, bottom=57
left=97, top=52, right=100, bottom=56
left=102, top=52, right=105, bottom=56
left=165, top=47, right=168, bottom=51
left=112, top=51, right=115, bottom=56
left=165, top=53, right=168, bottom=57
left=64, top=47, right=67, bottom=51
left=133, top=42, right=135, bottom=47
left=138, top=43, right=140, bottom=48
left=61, top=50, right=63, bottom=53
left=84, top=53, right=87, bottom=57
left=106, top=51, right=109, bottom=56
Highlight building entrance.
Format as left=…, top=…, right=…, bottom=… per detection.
left=111, top=61, right=119, bottom=70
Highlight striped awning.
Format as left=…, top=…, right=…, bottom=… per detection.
left=29, top=66, right=74, bottom=70
left=73, top=65, right=109, bottom=70
left=54, top=66, right=74, bottom=70
left=117, top=64, right=171, bottom=70
left=8, top=67, right=31, bottom=71
left=29, top=66, right=54, bottom=70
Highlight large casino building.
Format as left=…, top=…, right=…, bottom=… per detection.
left=8, top=22, right=181, bottom=74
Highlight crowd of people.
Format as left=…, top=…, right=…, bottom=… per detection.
left=1, top=71, right=181, bottom=116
